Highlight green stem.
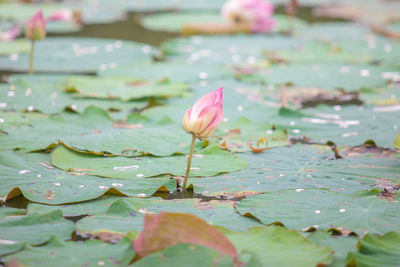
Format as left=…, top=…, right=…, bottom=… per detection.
left=29, top=40, right=35, bottom=75
left=182, top=134, right=196, bottom=191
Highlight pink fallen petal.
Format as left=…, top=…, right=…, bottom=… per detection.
left=0, top=25, right=20, bottom=42
left=47, top=9, right=73, bottom=22
left=133, top=212, right=238, bottom=261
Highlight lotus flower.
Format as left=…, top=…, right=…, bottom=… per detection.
left=47, top=9, right=81, bottom=24
left=47, top=9, right=73, bottom=21
left=181, top=87, right=223, bottom=190
left=221, top=0, right=276, bottom=33
left=182, top=87, right=223, bottom=140
left=0, top=25, right=20, bottom=42
left=25, top=10, right=46, bottom=74
left=25, top=10, right=46, bottom=41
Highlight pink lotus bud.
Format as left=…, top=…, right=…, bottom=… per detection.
left=221, top=0, right=276, bottom=33
left=0, top=25, right=20, bottom=42
left=182, top=87, right=223, bottom=140
left=25, top=10, right=46, bottom=41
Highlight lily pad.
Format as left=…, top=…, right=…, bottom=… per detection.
left=0, top=207, right=26, bottom=219
left=274, top=105, right=400, bottom=147
left=263, top=37, right=400, bottom=65
left=219, top=225, right=333, bottom=267
left=4, top=236, right=135, bottom=267
left=236, top=189, right=400, bottom=235
left=76, top=199, right=144, bottom=242
left=51, top=144, right=248, bottom=179
left=104, top=0, right=226, bottom=12
left=64, top=75, right=190, bottom=101
left=346, top=231, right=400, bottom=267
left=301, top=22, right=371, bottom=42
left=127, top=198, right=262, bottom=231
left=99, top=61, right=231, bottom=82
left=0, top=37, right=155, bottom=73
left=132, top=243, right=233, bottom=267
left=307, top=231, right=359, bottom=267
left=214, top=117, right=289, bottom=152
left=0, top=106, right=203, bottom=156
left=0, top=39, right=29, bottom=55
left=0, top=210, right=74, bottom=256
left=192, top=144, right=399, bottom=196
left=0, top=110, right=48, bottom=128
left=141, top=12, right=224, bottom=33
left=0, top=77, right=148, bottom=115
left=161, top=34, right=307, bottom=65
left=27, top=195, right=123, bottom=217
left=237, top=63, right=397, bottom=91
left=0, top=150, right=176, bottom=204
left=141, top=12, right=306, bottom=34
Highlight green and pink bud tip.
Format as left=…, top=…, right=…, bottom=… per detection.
left=25, top=10, right=46, bottom=74
left=181, top=87, right=223, bottom=190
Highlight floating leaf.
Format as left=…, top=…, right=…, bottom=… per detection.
left=236, top=189, right=400, bottom=235
left=0, top=106, right=202, bottom=156
left=161, top=35, right=306, bottom=65
left=64, top=75, right=190, bottom=100
left=133, top=243, right=233, bottom=267
left=99, top=61, right=231, bottom=82
left=0, top=39, right=30, bottom=56
left=0, top=37, right=155, bottom=73
left=141, top=12, right=306, bottom=34
left=76, top=199, right=144, bottom=242
left=275, top=105, right=399, bottom=148
left=127, top=198, right=262, bottom=231
left=27, top=195, right=123, bottom=217
left=346, top=231, right=400, bottom=267
left=0, top=207, right=25, bottom=220
left=0, top=77, right=147, bottom=116
left=307, top=231, right=359, bottom=267
left=0, top=150, right=176, bottom=204
left=238, top=63, right=397, bottom=92
left=51, top=144, right=248, bottom=179
left=219, top=225, right=333, bottom=267
left=214, top=117, right=288, bottom=152
left=0, top=210, right=74, bottom=256
left=4, top=236, right=135, bottom=267
left=192, top=144, right=399, bottom=196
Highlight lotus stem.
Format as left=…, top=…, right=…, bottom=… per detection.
left=182, top=134, right=196, bottom=191
left=29, top=40, right=35, bottom=75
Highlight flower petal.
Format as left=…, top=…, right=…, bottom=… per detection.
left=182, top=108, right=192, bottom=134
left=190, top=88, right=222, bottom=124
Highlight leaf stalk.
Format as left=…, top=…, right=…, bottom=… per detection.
left=182, top=134, right=196, bottom=191
left=29, top=40, right=35, bottom=75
